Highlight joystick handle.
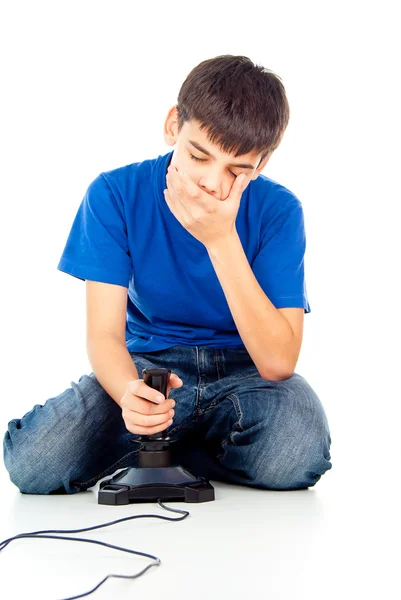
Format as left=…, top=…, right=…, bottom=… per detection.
left=142, top=367, right=171, bottom=442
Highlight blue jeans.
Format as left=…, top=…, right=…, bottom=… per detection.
left=3, top=345, right=332, bottom=494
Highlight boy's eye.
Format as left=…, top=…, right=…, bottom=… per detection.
left=189, top=153, right=237, bottom=178
left=189, top=153, right=204, bottom=163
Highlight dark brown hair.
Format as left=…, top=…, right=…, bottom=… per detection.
left=176, top=55, right=290, bottom=167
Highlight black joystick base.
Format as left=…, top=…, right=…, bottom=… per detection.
left=98, top=368, right=215, bottom=505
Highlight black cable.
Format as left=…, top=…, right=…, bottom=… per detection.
left=0, top=496, right=190, bottom=600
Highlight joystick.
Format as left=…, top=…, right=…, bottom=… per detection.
left=98, top=368, right=215, bottom=505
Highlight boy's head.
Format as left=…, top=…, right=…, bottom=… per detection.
left=164, top=55, right=290, bottom=201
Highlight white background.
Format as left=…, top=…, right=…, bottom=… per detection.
left=0, top=1, right=400, bottom=597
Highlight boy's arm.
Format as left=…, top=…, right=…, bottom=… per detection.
left=206, top=231, right=304, bottom=381
left=87, top=335, right=139, bottom=407
left=86, top=280, right=138, bottom=406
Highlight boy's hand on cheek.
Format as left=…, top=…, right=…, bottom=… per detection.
left=164, top=165, right=246, bottom=250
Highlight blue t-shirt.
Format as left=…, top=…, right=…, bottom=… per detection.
left=57, top=150, right=310, bottom=352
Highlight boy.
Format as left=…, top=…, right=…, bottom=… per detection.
left=3, top=55, right=332, bottom=494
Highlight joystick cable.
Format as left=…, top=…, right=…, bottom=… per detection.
left=0, top=496, right=190, bottom=599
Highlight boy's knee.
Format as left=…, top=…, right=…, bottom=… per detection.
left=3, top=423, right=80, bottom=495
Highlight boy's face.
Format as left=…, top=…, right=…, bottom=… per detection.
left=163, top=106, right=271, bottom=201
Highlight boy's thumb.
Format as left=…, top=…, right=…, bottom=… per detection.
left=172, top=373, right=183, bottom=385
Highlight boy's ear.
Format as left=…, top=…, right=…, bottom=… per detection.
left=164, top=106, right=179, bottom=146
left=251, top=153, right=272, bottom=180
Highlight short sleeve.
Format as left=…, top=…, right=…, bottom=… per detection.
left=57, top=173, right=132, bottom=287
left=252, top=199, right=311, bottom=313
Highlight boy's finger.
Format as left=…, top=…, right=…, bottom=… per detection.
left=166, top=374, right=183, bottom=397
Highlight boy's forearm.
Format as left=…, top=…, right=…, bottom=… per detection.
left=86, top=336, right=139, bottom=407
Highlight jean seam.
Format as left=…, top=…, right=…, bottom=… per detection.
left=216, top=392, right=243, bottom=462
left=214, top=350, right=222, bottom=380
